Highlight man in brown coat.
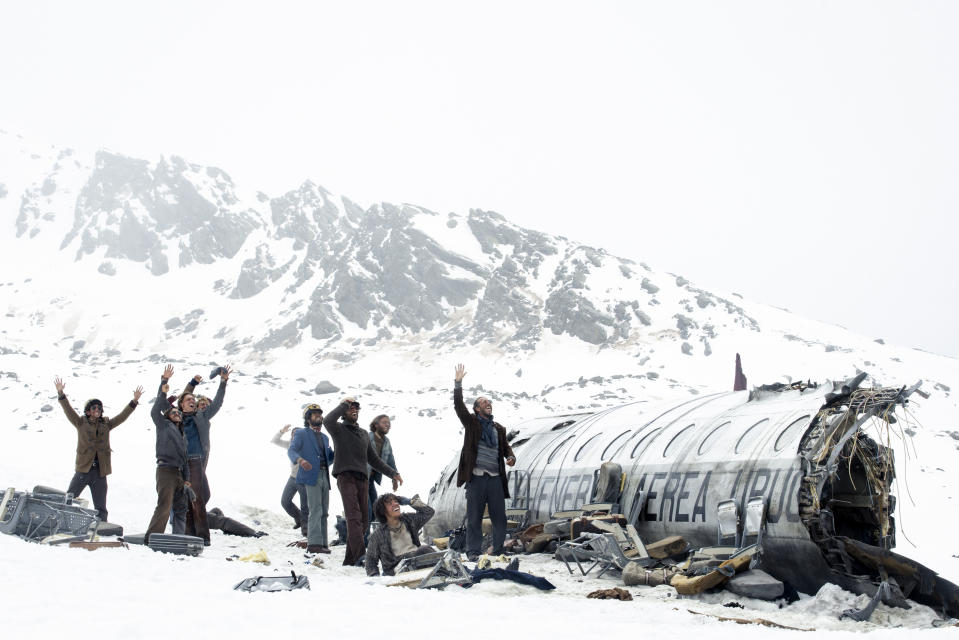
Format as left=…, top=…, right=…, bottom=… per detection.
left=453, top=364, right=515, bottom=560
left=54, top=376, right=143, bottom=522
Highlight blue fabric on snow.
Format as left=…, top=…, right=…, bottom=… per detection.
left=465, top=568, right=555, bottom=590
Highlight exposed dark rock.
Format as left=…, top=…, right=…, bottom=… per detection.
left=313, top=380, right=340, bottom=394
left=681, top=342, right=693, bottom=355
left=544, top=287, right=612, bottom=345
left=231, top=244, right=291, bottom=299
left=40, top=404, right=53, bottom=412
left=674, top=314, right=695, bottom=340
left=254, top=321, right=301, bottom=350
left=734, top=353, right=747, bottom=391
left=97, top=262, right=116, bottom=276
left=640, top=278, right=659, bottom=295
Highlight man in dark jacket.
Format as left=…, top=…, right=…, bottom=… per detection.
left=453, top=364, right=516, bottom=560
left=324, top=397, right=403, bottom=566
left=288, top=404, right=335, bottom=553
left=146, top=365, right=192, bottom=542
left=365, top=494, right=435, bottom=576
left=54, top=377, right=143, bottom=522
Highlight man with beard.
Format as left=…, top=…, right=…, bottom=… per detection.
left=288, top=404, right=335, bottom=553
left=54, top=377, right=143, bottom=522
left=324, top=397, right=402, bottom=566
left=175, top=367, right=231, bottom=543
left=146, top=365, right=192, bottom=541
left=366, top=414, right=399, bottom=542
left=453, top=364, right=516, bottom=560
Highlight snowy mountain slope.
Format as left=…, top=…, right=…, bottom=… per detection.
left=2, top=128, right=959, bottom=634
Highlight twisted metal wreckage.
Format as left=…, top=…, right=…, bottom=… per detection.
left=428, top=371, right=959, bottom=618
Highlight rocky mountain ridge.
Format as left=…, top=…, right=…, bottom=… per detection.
left=1, top=129, right=955, bottom=416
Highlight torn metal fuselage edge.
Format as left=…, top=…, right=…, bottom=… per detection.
left=427, top=374, right=959, bottom=617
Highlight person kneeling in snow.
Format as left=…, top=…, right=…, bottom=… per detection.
left=365, top=494, right=435, bottom=576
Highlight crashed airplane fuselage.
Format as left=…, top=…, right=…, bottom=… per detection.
left=428, top=374, right=959, bottom=616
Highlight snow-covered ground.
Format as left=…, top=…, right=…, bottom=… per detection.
left=2, top=129, right=959, bottom=636
left=2, top=355, right=958, bottom=637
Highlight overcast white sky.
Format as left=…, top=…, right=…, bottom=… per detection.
left=2, top=1, right=957, bottom=357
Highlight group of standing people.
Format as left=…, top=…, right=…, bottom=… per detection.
left=54, top=362, right=518, bottom=572
left=280, top=397, right=403, bottom=566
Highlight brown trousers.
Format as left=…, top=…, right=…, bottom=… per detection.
left=336, top=471, right=369, bottom=566
left=184, top=458, right=211, bottom=542
left=146, top=467, right=187, bottom=539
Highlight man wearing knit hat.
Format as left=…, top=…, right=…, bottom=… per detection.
left=54, top=376, right=143, bottom=522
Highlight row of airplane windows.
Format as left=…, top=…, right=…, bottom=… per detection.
left=514, top=414, right=811, bottom=464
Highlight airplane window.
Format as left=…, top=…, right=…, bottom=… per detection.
left=601, top=430, right=632, bottom=461
left=574, top=433, right=603, bottom=462
left=551, top=420, right=576, bottom=431
left=663, top=424, right=696, bottom=457
left=698, top=421, right=731, bottom=455
left=447, top=470, right=456, bottom=486
left=511, top=437, right=530, bottom=449
left=631, top=428, right=663, bottom=459
left=547, top=435, right=577, bottom=463
left=735, top=418, right=770, bottom=454
left=774, top=415, right=810, bottom=452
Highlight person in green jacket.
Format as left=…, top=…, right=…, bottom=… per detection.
left=54, top=376, right=143, bottom=522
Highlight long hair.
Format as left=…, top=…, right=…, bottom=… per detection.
left=369, top=414, right=389, bottom=433
left=372, top=493, right=399, bottom=523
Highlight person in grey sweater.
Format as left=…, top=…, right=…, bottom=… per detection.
left=146, top=365, right=192, bottom=542
left=324, top=397, right=403, bottom=566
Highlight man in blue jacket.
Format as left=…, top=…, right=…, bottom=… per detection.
left=288, top=404, right=334, bottom=553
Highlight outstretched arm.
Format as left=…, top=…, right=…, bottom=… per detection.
left=108, top=385, right=144, bottom=430
left=151, top=366, right=173, bottom=426
left=452, top=364, right=472, bottom=427
left=322, top=400, right=348, bottom=435
left=54, top=376, right=82, bottom=427
left=203, top=366, right=230, bottom=420
left=271, top=424, right=291, bottom=448
left=367, top=441, right=400, bottom=486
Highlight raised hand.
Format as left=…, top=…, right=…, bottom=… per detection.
left=454, top=364, right=466, bottom=382
left=133, top=386, right=144, bottom=402
left=220, top=365, right=232, bottom=381
left=193, top=375, right=203, bottom=384
left=281, top=424, right=291, bottom=433
left=54, top=377, right=65, bottom=394
left=163, top=364, right=174, bottom=380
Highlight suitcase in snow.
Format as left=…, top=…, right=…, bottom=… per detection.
left=125, top=533, right=205, bottom=556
